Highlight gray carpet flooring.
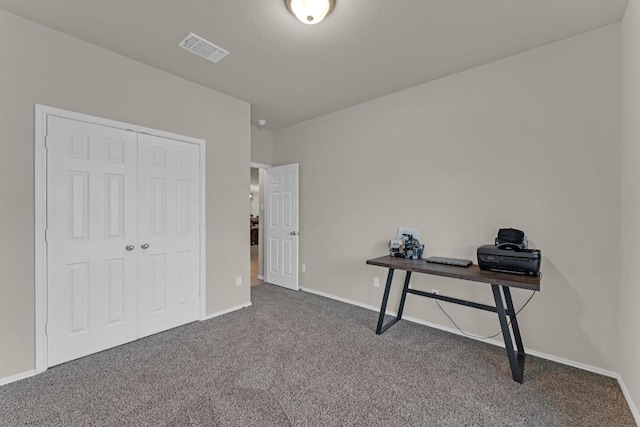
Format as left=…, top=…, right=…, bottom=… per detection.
left=0, top=284, right=635, bottom=426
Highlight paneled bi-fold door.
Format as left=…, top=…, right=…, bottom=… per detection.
left=46, top=116, right=200, bottom=367
left=137, top=134, right=200, bottom=338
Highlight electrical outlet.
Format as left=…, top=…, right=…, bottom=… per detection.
left=236, top=276, right=242, bottom=286
left=373, top=277, right=380, bottom=288
left=431, top=289, right=439, bottom=295
left=302, top=264, right=306, bottom=273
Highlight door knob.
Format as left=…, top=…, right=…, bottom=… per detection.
left=290, top=231, right=299, bottom=236
left=141, top=243, right=150, bottom=249
left=125, top=245, right=135, bottom=251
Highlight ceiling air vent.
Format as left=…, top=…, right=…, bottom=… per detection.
left=179, top=32, right=229, bottom=64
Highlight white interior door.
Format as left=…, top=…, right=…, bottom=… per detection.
left=46, top=116, right=202, bottom=367
left=47, top=117, right=138, bottom=367
left=137, top=134, right=201, bottom=337
left=265, top=164, right=299, bottom=290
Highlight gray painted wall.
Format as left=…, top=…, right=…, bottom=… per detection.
left=0, top=10, right=251, bottom=380
left=274, top=25, right=622, bottom=373
left=251, top=126, right=274, bottom=166
left=621, top=0, right=640, bottom=420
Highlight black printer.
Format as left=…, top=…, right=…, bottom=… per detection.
left=477, top=245, right=541, bottom=276
left=477, top=228, right=541, bottom=276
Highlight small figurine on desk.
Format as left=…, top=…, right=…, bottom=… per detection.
left=389, top=228, right=424, bottom=260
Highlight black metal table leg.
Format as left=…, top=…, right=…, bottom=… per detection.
left=376, top=268, right=396, bottom=334
left=492, top=284, right=525, bottom=383
left=396, top=271, right=412, bottom=321
left=503, top=286, right=525, bottom=357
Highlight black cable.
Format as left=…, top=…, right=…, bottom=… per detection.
left=434, top=290, right=536, bottom=340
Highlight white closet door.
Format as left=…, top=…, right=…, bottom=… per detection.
left=47, top=117, right=138, bottom=367
left=137, top=134, right=201, bottom=338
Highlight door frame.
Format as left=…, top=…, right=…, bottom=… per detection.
left=34, top=105, right=207, bottom=373
left=250, top=162, right=270, bottom=282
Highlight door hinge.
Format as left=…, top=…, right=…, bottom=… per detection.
left=44, top=323, right=48, bottom=336
left=44, top=229, right=48, bottom=242
left=44, top=136, right=50, bottom=149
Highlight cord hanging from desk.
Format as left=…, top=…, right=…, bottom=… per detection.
left=366, top=255, right=541, bottom=383
left=434, top=290, right=536, bottom=340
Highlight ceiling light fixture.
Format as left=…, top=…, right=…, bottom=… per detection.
left=286, top=0, right=335, bottom=25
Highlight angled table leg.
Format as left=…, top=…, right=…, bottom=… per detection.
left=503, top=286, right=525, bottom=357
left=375, top=268, right=402, bottom=334
left=376, top=270, right=412, bottom=334
left=396, top=271, right=412, bottom=320
left=492, top=284, right=525, bottom=383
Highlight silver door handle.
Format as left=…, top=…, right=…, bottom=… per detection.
left=126, top=245, right=135, bottom=251
left=290, top=231, right=299, bottom=236
left=141, top=243, right=150, bottom=249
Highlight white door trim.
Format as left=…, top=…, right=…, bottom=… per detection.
left=250, top=161, right=271, bottom=169
left=250, top=162, right=270, bottom=285
left=34, top=104, right=207, bottom=373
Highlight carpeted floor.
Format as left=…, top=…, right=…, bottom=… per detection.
left=0, top=284, right=635, bottom=426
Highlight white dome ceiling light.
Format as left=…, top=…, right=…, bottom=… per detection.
left=286, top=0, right=335, bottom=25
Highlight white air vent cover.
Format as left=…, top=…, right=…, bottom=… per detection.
left=179, top=32, right=229, bottom=63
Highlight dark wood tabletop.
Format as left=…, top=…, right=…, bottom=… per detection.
left=366, top=255, right=540, bottom=291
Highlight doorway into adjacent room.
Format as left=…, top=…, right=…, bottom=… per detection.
left=250, top=162, right=300, bottom=290
left=250, top=166, right=264, bottom=286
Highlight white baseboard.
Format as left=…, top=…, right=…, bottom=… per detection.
left=301, top=287, right=640, bottom=416
left=524, top=348, right=617, bottom=378
left=201, top=302, right=252, bottom=321
left=301, top=287, right=382, bottom=312
left=302, top=287, right=640, bottom=417
left=0, top=370, right=36, bottom=387
left=3, top=305, right=252, bottom=387
left=257, top=275, right=264, bottom=280
left=617, top=375, right=640, bottom=425
left=402, top=312, right=620, bottom=379
left=300, top=287, right=619, bottom=379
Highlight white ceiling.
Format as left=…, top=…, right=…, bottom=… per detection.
left=0, top=0, right=629, bottom=130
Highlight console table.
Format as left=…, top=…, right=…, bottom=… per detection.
left=366, top=255, right=541, bottom=383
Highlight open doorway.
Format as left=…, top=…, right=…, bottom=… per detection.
left=250, top=162, right=300, bottom=290
left=250, top=166, right=265, bottom=286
